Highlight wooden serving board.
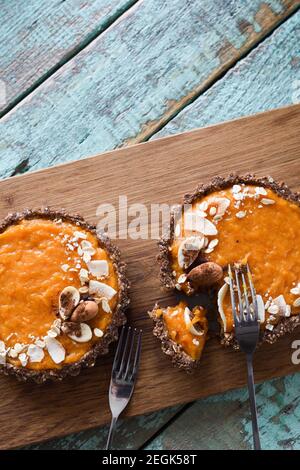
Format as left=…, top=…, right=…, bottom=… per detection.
left=0, top=105, right=300, bottom=449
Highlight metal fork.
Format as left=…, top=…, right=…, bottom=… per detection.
left=228, top=264, right=261, bottom=450
left=105, top=326, right=142, bottom=450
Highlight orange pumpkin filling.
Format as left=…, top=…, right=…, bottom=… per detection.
left=0, top=218, right=119, bottom=370
left=155, top=301, right=208, bottom=360
left=170, top=185, right=300, bottom=334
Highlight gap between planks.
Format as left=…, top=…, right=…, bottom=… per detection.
left=126, top=3, right=300, bottom=146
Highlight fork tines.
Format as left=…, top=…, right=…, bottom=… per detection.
left=228, top=263, right=259, bottom=325
left=112, top=326, right=142, bottom=382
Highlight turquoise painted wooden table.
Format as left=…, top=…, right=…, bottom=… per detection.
left=0, top=0, right=300, bottom=450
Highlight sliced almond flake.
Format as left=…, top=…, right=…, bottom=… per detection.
left=27, top=344, right=45, bottom=363
left=81, top=240, right=96, bottom=256
left=273, top=295, right=288, bottom=316
left=198, top=201, right=208, bottom=211
left=255, top=186, right=267, bottom=196
left=8, top=349, right=18, bottom=358
left=18, top=353, right=28, bottom=367
left=261, top=198, right=275, bottom=205
left=208, top=238, right=218, bottom=249
left=264, top=300, right=271, bottom=310
left=83, top=252, right=92, bottom=264
left=89, top=280, right=117, bottom=300
left=0, top=340, right=6, bottom=353
left=236, top=211, right=246, bottom=219
left=268, top=304, right=279, bottom=315
left=77, top=246, right=83, bottom=256
left=61, top=264, right=69, bottom=272
left=232, top=184, right=242, bottom=193
left=177, top=274, right=187, bottom=284
left=293, top=297, right=300, bottom=307
left=45, top=337, right=65, bottom=364
left=217, top=283, right=229, bottom=332
left=204, top=247, right=214, bottom=254
left=290, top=286, right=300, bottom=295
left=285, top=305, right=291, bottom=317
left=79, top=268, right=89, bottom=284
left=233, top=192, right=244, bottom=201
left=184, top=213, right=217, bottom=236
left=74, top=231, right=87, bottom=240
left=13, top=343, right=23, bottom=354
left=101, top=298, right=111, bottom=313
left=207, top=197, right=230, bottom=218
left=87, top=260, right=109, bottom=279
left=94, top=328, right=104, bottom=338
left=183, top=307, right=192, bottom=326
left=256, top=295, right=265, bottom=323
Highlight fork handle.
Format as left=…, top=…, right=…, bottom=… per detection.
left=246, top=354, right=261, bottom=450
left=105, top=416, right=118, bottom=450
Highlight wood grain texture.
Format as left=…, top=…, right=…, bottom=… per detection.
left=25, top=405, right=183, bottom=450
left=0, top=0, right=138, bottom=114
left=145, top=374, right=300, bottom=450
left=1, top=0, right=298, bottom=178
left=0, top=105, right=299, bottom=449
left=154, top=9, right=300, bottom=140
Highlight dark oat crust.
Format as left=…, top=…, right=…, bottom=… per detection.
left=0, top=208, right=130, bottom=384
left=158, top=174, right=300, bottom=349
left=148, top=304, right=198, bottom=372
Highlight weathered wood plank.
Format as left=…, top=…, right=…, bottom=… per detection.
left=24, top=406, right=183, bottom=450
left=153, top=9, right=300, bottom=139
left=145, top=374, right=300, bottom=450
left=1, top=1, right=298, bottom=178
left=0, top=0, right=138, bottom=114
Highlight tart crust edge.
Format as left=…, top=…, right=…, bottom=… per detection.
left=157, top=173, right=300, bottom=348
left=148, top=304, right=201, bottom=372
left=0, top=208, right=130, bottom=384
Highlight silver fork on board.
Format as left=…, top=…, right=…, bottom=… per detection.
left=228, top=264, right=261, bottom=450
left=105, top=326, right=142, bottom=450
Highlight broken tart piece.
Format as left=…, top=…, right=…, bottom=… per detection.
left=158, top=175, right=300, bottom=347
left=149, top=301, right=208, bottom=371
left=0, top=208, right=129, bottom=383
